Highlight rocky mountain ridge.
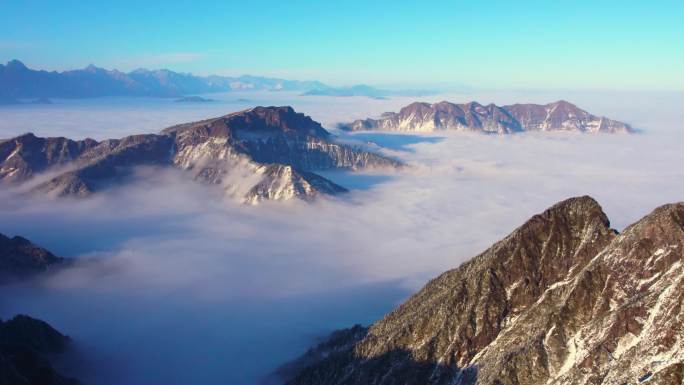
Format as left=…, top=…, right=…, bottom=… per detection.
left=284, top=196, right=684, bottom=385
left=340, top=100, right=633, bottom=133
left=0, top=106, right=400, bottom=203
left=0, top=233, right=64, bottom=284
left=0, top=60, right=328, bottom=98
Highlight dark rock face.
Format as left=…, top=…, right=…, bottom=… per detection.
left=341, top=100, right=633, bottom=133
left=0, top=315, right=79, bottom=385
left=0, top=107, right=400, bottom=202
left=285, top=196, right=684, bottom=384
left=0, top=233, right=63, bottom=284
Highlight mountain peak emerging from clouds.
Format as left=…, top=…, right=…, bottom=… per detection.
left=0, top=106, right=400, bottom=203
left=341, top=100, right=633, bottom=133
left=283, top=195, right=684, bottom=385
left=163, top=105, right=331, bottom=139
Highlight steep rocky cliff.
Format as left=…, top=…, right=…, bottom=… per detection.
left=285, top=196, right=683, bottom=385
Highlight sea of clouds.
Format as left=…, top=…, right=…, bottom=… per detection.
left=0, top=90, right=682, bottom=384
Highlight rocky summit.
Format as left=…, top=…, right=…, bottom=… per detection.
left=340, top=100, right=633, bottom=133
left=0, top=106, right=400, bottom=203
left=283, top=196, right=684, bottom=385
left=0, top=233, right=64, bottom=284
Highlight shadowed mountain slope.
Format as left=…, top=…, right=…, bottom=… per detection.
left=284, top=196, right=684, bottom=385
left=0, top=233, right=64, bottom=284
left=0, top=315, right=80, bottom=385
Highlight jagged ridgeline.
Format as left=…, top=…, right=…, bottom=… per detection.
left=0, top=233, right=65, bottom=284
left=0, top=106, right=402, bottom=203
left=282, top=196, right=684, bottom=385
left=340, top=100, right=633, bottom=133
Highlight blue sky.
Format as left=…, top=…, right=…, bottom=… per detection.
left=1, top=0, right=682, bottom=90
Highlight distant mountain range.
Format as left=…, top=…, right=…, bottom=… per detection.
left=0, top=106, right=401, bottom=203
left=340, top=100, right=633, bottom=133
left=303, top=85, right=436, bottom=100
left=282, top=196, right=684, bottom=385
left=0, top=60, right=432, bottom=100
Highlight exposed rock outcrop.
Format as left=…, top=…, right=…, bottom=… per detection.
left=0, top=233, right=63, bottom=284
left=285, top=196, right=684, bottom=385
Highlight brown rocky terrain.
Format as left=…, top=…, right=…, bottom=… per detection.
left=284, top=196, right=683, bottom=385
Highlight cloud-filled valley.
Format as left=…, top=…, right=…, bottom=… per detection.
left=1, top=90, right=683, bottom=384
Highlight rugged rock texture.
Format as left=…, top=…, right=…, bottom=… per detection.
left=0, top=233, right=63, bottom=284
left=32, top=134, right=174, bottom=197
left=504, top=100, right=632, bottom=133
left=285, top=196, right=684, bottom=385
left=342, top=101, right=523, bottom=134
left=0, top=315, right=79, bottom=385
left=244, top=165, right=347, bottom=204
left=167, top=106, right=399, bottom=172
left=340, top=100, right=633, bottom=134
left=0, top=133, right=98, bottom=184
left=0, top=107, right=399, bottom=203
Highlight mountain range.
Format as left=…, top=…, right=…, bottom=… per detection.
left=340, top=100, right=633, bottom=133
left=0, top=60, right=430, bottom=100
left=0, top=106, right=401, bottom=203
left=281, top=196, right=684, bottom=384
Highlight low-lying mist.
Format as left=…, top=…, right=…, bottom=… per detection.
left=0, top=91, right=683, bottom=384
